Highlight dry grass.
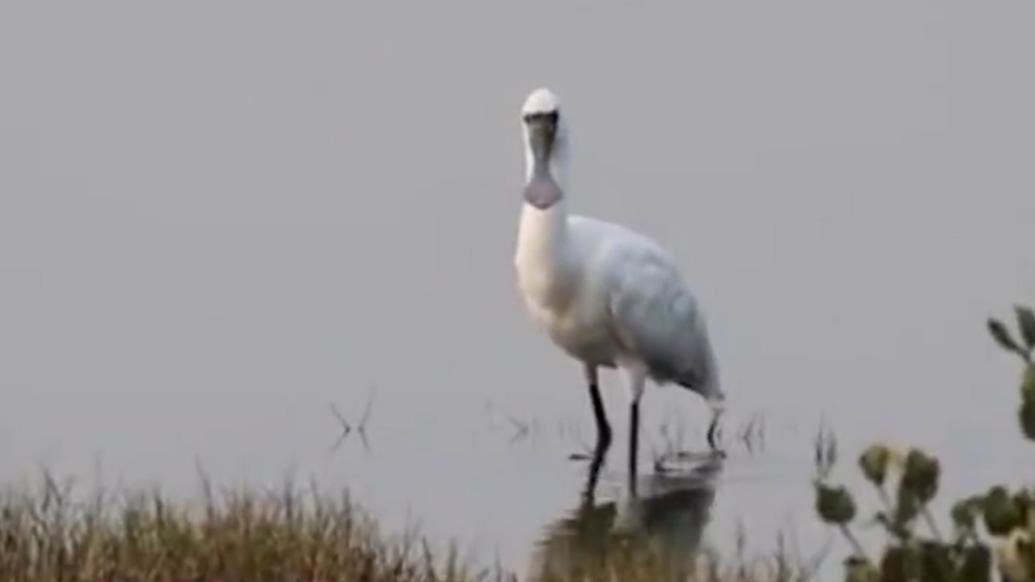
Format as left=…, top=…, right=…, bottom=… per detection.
left=0, top=474, right=806, bottom=582
left=0, top=474, right=489, bottom=582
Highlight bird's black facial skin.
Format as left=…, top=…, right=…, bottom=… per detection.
left=524, top=110, right=559, bottom=167
left=522, top=110, right=559, bottom=126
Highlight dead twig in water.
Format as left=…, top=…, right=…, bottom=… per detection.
left=507, top=415, right=530, bottom=444
left=737, top=412, right=766, bottom=454
left=328, top=387, right=376, bottom=452
left=813, top=422, right=837, bottom=480
left=357, top=388, right=375, bottom=451
left=328, top=403, right=352, bottom=451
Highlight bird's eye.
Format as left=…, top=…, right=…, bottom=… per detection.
left=547, top=111, right=559, bottom=124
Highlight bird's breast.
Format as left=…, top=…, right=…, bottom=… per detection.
left=547, top=312, right=619, bottom=366
left=516, top=271, right=618, bottom=365
left=515, top=203, right=621, bottom=365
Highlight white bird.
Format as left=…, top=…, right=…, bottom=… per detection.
left=513, top=88, right=725, bottom=473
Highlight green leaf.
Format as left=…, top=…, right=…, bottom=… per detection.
left=1010, top=489, right=1032, bottom=524
left=902, top=449, right=939, bottom=504
left=880, top=546, right=918, bottom=581
left=1015, top=305, right=1035, bottom=351
left=1022, top=365, right=1035, bottom=403
left=859, top=444, right=891, bottom=487
left=989, top=318, right=1022, bottom=354
left=816, top=483, right=856, bottom=525
left=956, top=544, right=992, bottom=582
left=1021, top=366, right=1035, bottom=441
left=895, top=487, right=921, bottom=528
left=918, top=541, right=953, bottom=580
left=1019, top=400, right=1035, bottom=443
left=952, top=496, right=984, bottom=533
left=982, top=486, right=1023, bottom=535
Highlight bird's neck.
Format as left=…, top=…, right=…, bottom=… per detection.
left=518, top=185, right=569, bottom=264
left=516, top=164, right=574, bottom=295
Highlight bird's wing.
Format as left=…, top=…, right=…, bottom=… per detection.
left=605, top=242, right=713, bottom=389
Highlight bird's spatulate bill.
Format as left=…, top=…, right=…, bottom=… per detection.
left=523, top=176, right=562, bottom=210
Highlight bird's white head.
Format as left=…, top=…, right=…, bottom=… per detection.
left=521, top=87, right=561, bottom=118
left=521, top=88, right=570, bottom=191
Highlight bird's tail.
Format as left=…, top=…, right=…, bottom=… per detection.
left=706, top=393, right=726, bottom=417
left=676, top=374, right=724, bottom=411
left=676, top=339, right=724, bottom=411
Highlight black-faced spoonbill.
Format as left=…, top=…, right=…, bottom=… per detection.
left=513, top=88, right=725, bottom=475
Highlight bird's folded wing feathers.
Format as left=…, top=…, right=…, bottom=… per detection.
left=607, top=256, right=708, bottom=384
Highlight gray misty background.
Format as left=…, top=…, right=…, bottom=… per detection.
left=1, top=0, right=1034, bottom=574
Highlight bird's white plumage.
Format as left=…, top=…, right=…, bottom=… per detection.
left=514, top=88, right=723, bottom=412
left=522, top=88, right=561, bottom=115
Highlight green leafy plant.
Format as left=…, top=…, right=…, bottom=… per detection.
left=988, top=306, right=1035, bottom=364
left=814, top=305, right=1035, bottom=581
left=989, top=307, right=1035, bottom=442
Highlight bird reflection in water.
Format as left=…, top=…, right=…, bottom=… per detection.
left=530, top=448, right=723, bottom=581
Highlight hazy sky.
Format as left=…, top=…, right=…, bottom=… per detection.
left=1, top=0, right=1034, bottom=569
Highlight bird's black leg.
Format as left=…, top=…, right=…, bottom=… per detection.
left=628, top=400, right=640, bottom=487
left=588, top=382, right=612, bottom=449
left=568, top=367, right=613, bottom=462
left=582, top=364, right=612, bottom=450
left=580, top=440, right=607, bottom=507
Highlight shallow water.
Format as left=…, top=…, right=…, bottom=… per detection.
left=2, top=1, right=1034, bottom=578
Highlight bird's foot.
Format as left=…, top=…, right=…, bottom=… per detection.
left=656, top=448, right=724, bottom=463
left=652, top=446, right=725, bottom=475
left=568, top=435, right=612, bottom=462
